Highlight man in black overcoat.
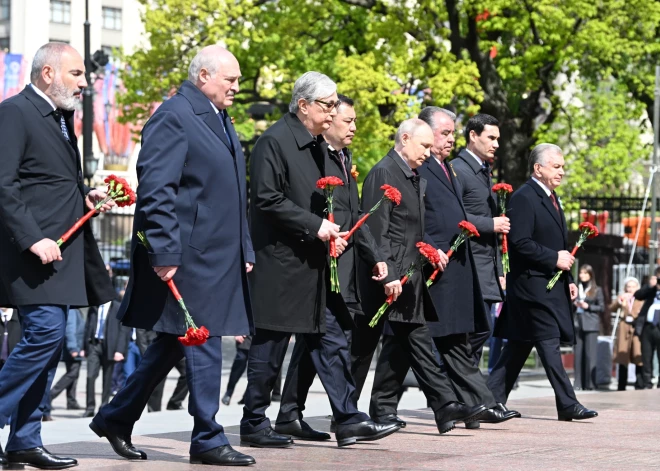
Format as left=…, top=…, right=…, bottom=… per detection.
left=0, top=43, right=115, bottom=469
left=353, top=119, right=487, bottom=434
left=370, top=108, right=519, bottom=428
left=240, top=72, right=399, bottom=448
left=487, top=143, right=598, bottom=421
left=91, top=46, right=256, bottom=466
left=450, top=114, right=507, bottom=361
left=273, top=95, right=388, bottom=441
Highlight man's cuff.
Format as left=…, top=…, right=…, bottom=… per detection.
left=246, top=250, right=256, bottom=265
left=16, top=233, right=43, bottom=252
left=148, top=252, right=182, bottom=267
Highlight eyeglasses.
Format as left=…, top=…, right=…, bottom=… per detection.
left=314, top=99, right=341, bottom=113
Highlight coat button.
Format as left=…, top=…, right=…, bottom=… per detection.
left=305, top=229, right=310, bottom=234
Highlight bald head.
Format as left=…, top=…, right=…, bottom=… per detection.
left=189, top=45, right=241, bottom=110
left=395, top=119, right=434, bottom=169
left=30, top=42, right=86, bottom=110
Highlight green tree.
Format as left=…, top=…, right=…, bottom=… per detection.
left=119, top=0, right=659, bottom=191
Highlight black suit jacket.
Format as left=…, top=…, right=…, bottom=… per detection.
left=359, top=149, right=436, bottom=325
left=0, top=85, right=114, bottom=308
left=418, top=156, right=489, bottom=337
left=326, top=147, right=380, bottom=307
left=634, top=284, right=659, bottom=336
left=495, top=179, right=575, bottom=343
left=85, top=300, right=131, bottom=361
left=450, top=149, right=504, bottom=301
left=249, top=113, right=351, bottom=333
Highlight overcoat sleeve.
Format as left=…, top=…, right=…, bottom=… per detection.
left=508, top=192, right=557, bottom=272
left=251, top=136, right=323, bottom=239
left=135, top=110, right=188, bottom=267
left=361, top=168, right=398, bottom=284
left=355, top=209, right=382, bottom=269
left=0, top=102, right=45, bottom=251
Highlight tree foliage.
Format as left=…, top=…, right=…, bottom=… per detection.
left=119, top=0, right=660, bottom=194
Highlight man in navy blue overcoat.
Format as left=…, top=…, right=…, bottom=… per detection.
left=90, top=46, right=256, bottom=466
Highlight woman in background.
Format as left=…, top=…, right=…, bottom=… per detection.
left=611, top=277, right=643, bottom=390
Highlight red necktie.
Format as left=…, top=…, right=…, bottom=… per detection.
left=440, top=161, right=450, bottom=181
left=550, top=193, right=560, bottom=214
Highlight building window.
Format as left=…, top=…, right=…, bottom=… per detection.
left=102, top=7, right=122, bottom=30
left=0, top=37, right=9, bottom=51
left=0, top=0, right=9, bottom=21
left=50, top=0, right=71, bottom=24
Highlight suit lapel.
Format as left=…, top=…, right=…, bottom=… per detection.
left=203, top=110, right=233, bottom=154
left=527, top=180, right=563, bottom=230
left=427, top=155, right=455, bottom=194
left=457, top=150, right=490, bottom=189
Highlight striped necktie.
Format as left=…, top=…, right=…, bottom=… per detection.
left=58, top=112, right=70, bottom=141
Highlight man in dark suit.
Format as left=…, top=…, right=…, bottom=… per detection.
left=354, top=119, right=487, bottom=434
left=487, top=143, right=598, bottom=421
left=450, top=114, right=508, bottom=362
left=371, top=108, right=519, bottom=428
left=0, top=42, right=116, bottom=469
left=241, top=72, right=398, bottom=448
left=273, top=94, right=387, bottom=440
left=83, top=299, right=130, bottom=416
left=632, top=268, right=660, bottom=388
left=90, top=46, right=256, bottom=466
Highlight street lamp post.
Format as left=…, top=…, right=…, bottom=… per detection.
left=82, top=0, right=94, bottom=184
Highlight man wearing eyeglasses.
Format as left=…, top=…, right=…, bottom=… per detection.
left=241, top=73, right=399, bottom=448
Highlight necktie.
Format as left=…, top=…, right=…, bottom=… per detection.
left=0, top=315, right=8, bottom=362
left=338, top=149, right=349, bottom=181
left=411, top=170, right=420, bottom=195
left=59, top=113, right=70, bottom=141
left=440, top=161, right=451, bottom=181
left=550, top=193, right=560, bottom=214
left=217, top=111, right=234, bottom=152
left=96, top=304, right=106, bottom=340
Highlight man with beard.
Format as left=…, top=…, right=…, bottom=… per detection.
left=354, top=119, right=487, bottom=434
left=273, top=94, right=387, bottom=440
left=450, top=114, right=508, bottom=364
left=0, top=42, right=116, bottom=469
left=241, top=73, right=399, bottom=448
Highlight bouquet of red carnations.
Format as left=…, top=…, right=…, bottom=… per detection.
left=426, top=221, right=480, bottom=287
left=57, top=174, right=136, bottom=246
left=546, top=222, right=599, bottom=291
left=369, top=242, right=440, bottom=328
left=343, top=184, right=402, bottom=240
left=137, top=231, right=209, bottom=346
left=492, top=183, right=513, bottom=274
left=317, top=176, right=345, bottom=293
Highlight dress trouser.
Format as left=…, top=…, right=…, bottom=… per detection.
left=640, top=323, right=660, bottom=389
left=366, top=322, right=460, bottom=418
left=487, top=338, right=578, bottom=411
left=85, top=340, right=115, bottom=412
left=225, top=343, right=249, bottom=398
left=0, top=305, right=67, bottom=451
left=240, top=308, right=368, bottom=435
left=94, top=334, right=227, bottom=455
left=573, top=327, right=598, bottom=390
left=467, top=300, right=493, bottom=365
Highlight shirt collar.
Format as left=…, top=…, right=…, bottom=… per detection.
left=531, top=177, right=552, bottom=196
left=209, top=101, right=220, bottom=115
left=465, top=147, right=486, bottom=167
left=30, top=83, right=57, bottom=111
left=394, top=149, right=412, bottom=170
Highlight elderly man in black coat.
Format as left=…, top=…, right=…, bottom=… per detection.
left=240, top=72, right=399, bottom=448
left=487, top=143, right=598, bottom=421
left=353, top=119, right=487, bottom=434
left=371, top=108, right=519, bottom=428
left=0, top=42, right=115, bottom=469
left=273, top=94, right=387, bottom=441
left=450, top=114, right=507, bottom=361
left=91, top=46, right=256, bottom=466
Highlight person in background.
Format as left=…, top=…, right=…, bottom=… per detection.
left=572, top=264, right=605, bottom=391
left=46, top=308, right=85, bottom=418
left=611, top=277, right=643, bottom=390
left=0, top=308, right=21, bottom=371
left=633, top=267, right=660, bottom=389
left=122, top=329, right=141, bottom=388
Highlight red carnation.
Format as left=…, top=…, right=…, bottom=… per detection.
left=317, top=176, right=344, bottom=293
left=179, top=326, right=210, bottom=347
left=458, top=220, right=480, bottom=238
left=381, top=184, right=402, bottom=205
left=316, top=176, right=344, bottom=190
left=426, top=220, right=481, bottom=287
left=416, top=242, right=440, bottom=265
left=547, top=215, right=600, bottom=290
left=578, top=222, right=599, bottom=239
left=492, top=183, right=513, bottom=194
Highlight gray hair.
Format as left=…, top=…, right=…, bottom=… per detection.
left=623, top=276, right=640, bottom=288
left=418, top=106, right=456, bottom=129
left=289, top=71, right=337, bottom=113
left=395, top=118, right=431, bottom=145
left=528, top=143, right=563, bottom=174
left=188, top=48, right=221, bottom=82
left=30, top=42, right=72, bottom=83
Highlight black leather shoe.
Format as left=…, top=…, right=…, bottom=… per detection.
left=166, top=404, right=184, bottom=410
left=89, top=420, right=147, bottom=460
left=237, top=397, right=246, bottom=405
left=335, top=420, right=400, bottom=447
left=271, top=393, right=282, bottom=402
left=190, top=445, right=255, bottom=466
left=42, top=415, right=54, bottom=422
left=67, top=402, right=82, bottom=411
left=373, top=414, right=406, bottom=428
left=434, top=402, right=487, bottom=434
left=477, top=406, right=520, bottom=424
left=81, top=410, right=94, bottom=418
left=465, top=421, right=480, bottom=429
left=329, top=417, right=336, bottom=433
left=274, top=419, right=330, bottom=441
left=240, top=427, right=293, bottom=448
left=221, top=394, right=231, bottom=406
left=495, top=403, right=521, bottom=418
left=558, top=403, right=598, bottom=421
left=6, top=447, right=77, bottom=469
